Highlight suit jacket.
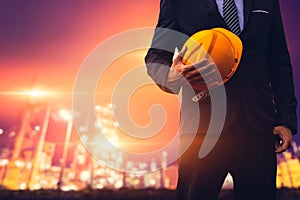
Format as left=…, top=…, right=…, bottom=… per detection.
left=145, top=0, right=297, bottom=136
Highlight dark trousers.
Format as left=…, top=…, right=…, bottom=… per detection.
left=177, top=116, right=277, bottom=200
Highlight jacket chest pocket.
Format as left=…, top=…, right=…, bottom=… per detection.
left=247, top=10, right=271, bottom=33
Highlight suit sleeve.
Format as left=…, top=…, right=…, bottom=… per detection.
left=145, top=0, right=186, bottom=94
left=268, top=0, right=298, bottom=134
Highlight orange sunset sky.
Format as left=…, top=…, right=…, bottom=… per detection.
left=0, top=0, right=300, bottom=164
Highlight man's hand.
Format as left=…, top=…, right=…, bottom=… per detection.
left=168, top=46, right=222, bottom=90
left=273, top=126, right=292, bottom=153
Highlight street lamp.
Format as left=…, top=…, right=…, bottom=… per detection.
left=57, top=109, right=73, bottom=190
left=12, top=89, right=49, bottom=160
left=28, top=104, right=52, bottom=189
left=1, top=88, right=51, bottom=190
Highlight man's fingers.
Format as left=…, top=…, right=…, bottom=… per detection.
left=182, top=58, right=208, bottom=71
left=275, top=143, right=289, bottom=153
left=207, top=81, right=223, bottom=89
left=275, top=146, right=284, bottom=153
left=178, top=57, right=222, bottom=89
left=275, top=141, right=282, bottom=153
left=179, top=46, right=188, bottom=57
left=203, top=68, right=217, bottom=77
left=174, top=46, right=188, bottom=64
left=193, top=58, right=208, bottom=69
left=273, top=131, right=285, bottom=153
left=282, top=137, right=291, bottom=150
left=273, top=126, right=292, bottom=153
left=182, top=61, right=214, bottom=78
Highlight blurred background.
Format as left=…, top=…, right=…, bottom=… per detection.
left=0, top=0, right=299, bottom=194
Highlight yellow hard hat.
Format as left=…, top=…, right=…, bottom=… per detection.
left=182, top=28, right=243, bottom=90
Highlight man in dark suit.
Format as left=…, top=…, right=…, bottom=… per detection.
left=145, top=0, right=297, bottom=199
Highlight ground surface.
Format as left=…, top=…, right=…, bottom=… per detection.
left=0, top=188, right=300, bottom=200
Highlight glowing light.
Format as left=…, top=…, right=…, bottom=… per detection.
left=15, top=160, right=24, bottom=168
left=81, top=134, right=88, bottom=143
left=95, top=105, right=101, bottom=111
left=0, top=129, right=3, bottom=135
left=0, top=91, right=72, bottom=96
left=94, top=183, right=104, bottom=189
left=138, top=162, right=148, bottom=169
left=34, top=125, right=41, bottom=131
left=60, top=185, right=78, bottom=191
left=76, top=154, right=86, bottom=164
left=59, top=109, right=72, bottom=121
left=79, top=126, right=87, bottom=132
left=79, top=170, right=90, bottom=182
left=8, top=131, right=16, bottom=137
left=115, top=180, right=123, bottom=189
left=0, top=159, right=9, bottom=166
left=26, top=162, right=32, bottom=169
left=20, top=182, right=27, bottom=190
left=149, top=178, right=156, bottom=186
left=26, top=89, right=48, bottom=97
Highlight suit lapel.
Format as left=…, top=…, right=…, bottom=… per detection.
left=208, top=0, right=227, bottom=26
left=243, top=0, right=253, bottom=30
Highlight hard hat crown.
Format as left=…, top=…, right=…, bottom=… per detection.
left=182, top=28, right=243, bottom=90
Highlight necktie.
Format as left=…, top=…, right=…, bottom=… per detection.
left=223, top=0, right=241, bottom=35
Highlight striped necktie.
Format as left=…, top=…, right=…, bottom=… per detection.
left=223, top=0, right=241, bottom=35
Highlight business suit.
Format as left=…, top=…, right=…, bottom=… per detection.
left=145, top=0, right=297, bottom=199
